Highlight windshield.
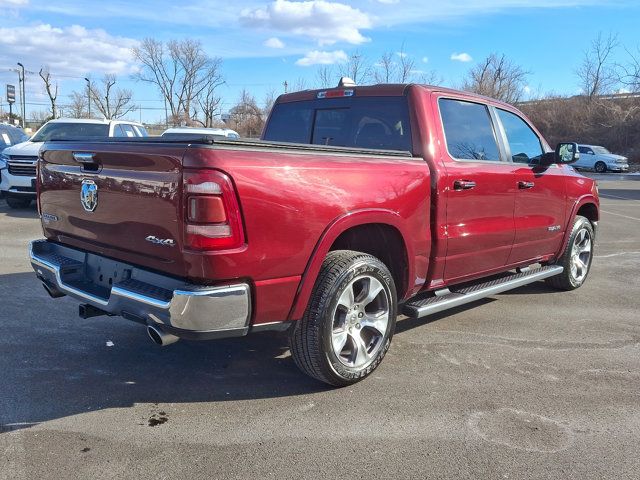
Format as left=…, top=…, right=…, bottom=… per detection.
left=0, top=127, right=28, bottom=151
left=592, top=146, right=611, bottom=154
left=31, top=123, right=110, bottom=142
left=264, top=96, right=413, bottom=152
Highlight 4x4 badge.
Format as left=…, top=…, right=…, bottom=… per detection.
left=80, top=179, right=98, bottom=212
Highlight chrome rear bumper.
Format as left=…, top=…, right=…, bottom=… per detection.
left=29, top=240, right=251, bottom=339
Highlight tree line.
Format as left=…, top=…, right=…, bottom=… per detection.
left=18, top=33, right=640, bottom=161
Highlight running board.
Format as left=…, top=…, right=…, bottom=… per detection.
left=402, top=265, right=563, bottom=319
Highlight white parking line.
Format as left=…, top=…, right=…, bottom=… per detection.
left=599, top=193, right=640, bottom=202
left=600, top=209, right=640, bottom=222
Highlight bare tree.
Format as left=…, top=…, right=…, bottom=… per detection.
left=132, top=38, right=223, bottom=125
left=462, top=53, right=530, bottom=104
left=228, top=90, right=264, bottom=138
left=619, top=45, right=640, bottom=92
left=315, top=65, right=335, bottom=88
left=30, top=110, right=51, bottom=124
left=195, top=61, right=225, bottom=127
left=418, top=69, right=443, bottom=85
left=88, top=74, right=136, bottom=119
left=38, top=67, right=58, bottom=118
left=373, top=51, right=396, bottom=84
left=67, top=91, right=89, bottom=118
left=338, top=51, right=371, bottom=84
left=577, top=32, right=619, bottom=99
left=397, top=47, right=415, bottom=83
left=262, top=89, right=278, bottom=117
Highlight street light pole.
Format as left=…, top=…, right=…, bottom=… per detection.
left=84, top=78, right=91, bottom=118
left=17, top=62, right=25, bottom=128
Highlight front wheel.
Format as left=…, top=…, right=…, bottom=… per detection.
left=289, top=250, right=397, bottom=386
left=545, top=215, right=594, bottom=290
left=594, top=161, right=607, bottom=173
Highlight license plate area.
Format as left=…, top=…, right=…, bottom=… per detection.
left=84, top=256, right=132, bottom=289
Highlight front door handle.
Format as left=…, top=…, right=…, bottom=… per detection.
left=453, top=180, right=476, bottom=190
left=518, top=181, right=535, bottom=189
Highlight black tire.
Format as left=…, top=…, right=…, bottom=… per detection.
left=594, top=161, right=606, bottom=173
left=5, top=196, right=31, bottom=209
left=289, top=250, right=397, bottom=387
left=545, top=215, right=594, bottom=290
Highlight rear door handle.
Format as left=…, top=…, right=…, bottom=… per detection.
left=518, top=181, right=535, bottom=189
left=453, top=180, right=476, bottom=190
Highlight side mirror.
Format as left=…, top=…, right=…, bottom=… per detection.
left=555, top=142, right=580, bottom=164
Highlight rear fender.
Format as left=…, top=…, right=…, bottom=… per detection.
left=287, top=209, right=416, bottom=321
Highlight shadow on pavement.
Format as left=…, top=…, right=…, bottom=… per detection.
left=0, top=272, right=328, bottom=433
left=0, top=199, right=39, bottom=219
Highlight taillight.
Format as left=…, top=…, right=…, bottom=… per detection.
left=183, top=170, right=245, bottom=250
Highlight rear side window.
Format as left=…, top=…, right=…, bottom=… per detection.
left=439, top=98, right=500, bottom=161
left=496, top=109, right=543, bottom=164
left=264, top=96, right=412, bottom=151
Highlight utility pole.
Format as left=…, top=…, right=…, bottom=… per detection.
left=283, top=81, right=288, bottom=93
left=16, top=63, right=25, bottom=128
left=84, top=78, right=91, bottom=118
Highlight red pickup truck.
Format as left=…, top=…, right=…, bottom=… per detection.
left=30, top=83, right=599, bottom=386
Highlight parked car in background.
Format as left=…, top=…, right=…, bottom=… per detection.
left=0, top=123, right=29, bottom=152
left=575, top=144, right=629, bottom=173
left=0, top=118, right=148, bottom=209
left=161, top=127, right=240, bottom=139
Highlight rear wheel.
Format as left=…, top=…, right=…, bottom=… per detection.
left=5, top=196, right=31, bottom=209
left=594, top=161, right=606, bottom=173
left=545, top=215, right=594, bottom=290
left=289, top=250, right=397, bottom=386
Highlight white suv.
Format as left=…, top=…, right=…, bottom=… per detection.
left=0, top=118, right=148, bottom=208
left=575, top=144, right=629, bottom=173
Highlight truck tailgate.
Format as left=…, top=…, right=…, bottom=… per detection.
left=39, top=141, right=188, bottom=276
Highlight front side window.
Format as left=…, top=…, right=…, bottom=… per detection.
left=496, top=109, right=543, bottom=164
left=439, top=98, right=501, bottom=161
left=592, top=146, right=610, bottom=155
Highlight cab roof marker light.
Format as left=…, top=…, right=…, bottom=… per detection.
left=317, top=89, right=355, bottom=99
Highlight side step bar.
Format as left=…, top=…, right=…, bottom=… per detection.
left=402, top=265, right=563, bottom=318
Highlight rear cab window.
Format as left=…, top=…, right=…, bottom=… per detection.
left=438, top=98, right=501, bottom=161
left=264, top=96, right=412, bottom=152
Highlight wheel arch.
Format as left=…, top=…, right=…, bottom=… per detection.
left=287, top=209, right=415, bottom=321
left=556, top=195, right=599, bottom=259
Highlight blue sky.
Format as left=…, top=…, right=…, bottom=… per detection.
left=1, top=0, right=639, bottom=123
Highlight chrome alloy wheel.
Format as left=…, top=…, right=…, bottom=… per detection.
left=570, top=227, right=592, bottom=283
left=331, top=275, right=390, bottom=369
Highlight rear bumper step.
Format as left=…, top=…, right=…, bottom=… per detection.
left=402, top=265, right=563, bottom=318
left=29, top=239, right=251, bottom=340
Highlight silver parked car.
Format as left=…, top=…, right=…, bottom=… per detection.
left=576, top=145, right=629, bottom=173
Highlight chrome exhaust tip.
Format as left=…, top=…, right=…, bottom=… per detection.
left=147, top=325, right=179, bottom=346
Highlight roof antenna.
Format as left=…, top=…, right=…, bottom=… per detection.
left=337, top=77, right=356, bottom=87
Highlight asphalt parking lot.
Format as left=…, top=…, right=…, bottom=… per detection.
left=1, top=175, right=639, bottom=480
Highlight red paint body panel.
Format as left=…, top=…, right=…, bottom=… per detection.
left=37, top=84, right=599, bottom=327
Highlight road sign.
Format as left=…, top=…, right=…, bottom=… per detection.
left=6, top=84, right=16, bottom=104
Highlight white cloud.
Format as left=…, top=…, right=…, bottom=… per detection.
left=451, top=52, right=472, bottom=62
left=264, top=37, right=285, bottom=48
left=0, top=0, right=28, bottom=5
left=422, top=56, right=429, bottom=63
left=295, top=50, right=348, bottom=66
left=376, top=0, right=399, bottom=3
left=523, top=85, right=531, bottom=94
left=0, top=23, right=139, bottom=77
left=241, top=0, right=372, bottom=46
left=396, top=51, right=407, bottom=58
